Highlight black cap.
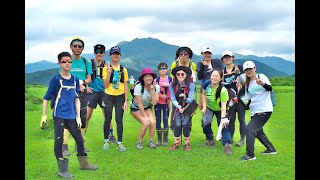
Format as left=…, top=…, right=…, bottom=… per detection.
left=94, top=44, right=106, bottom=52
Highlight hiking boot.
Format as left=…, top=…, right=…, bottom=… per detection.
left=240, top=154, right=256, bottom=161
left=156, top=129, right=162, bottom=146
left=136, top=142, right=143, bottom=149
left=224, top=143, right=232, bottom=155
left=262, top=148, right=277, bottom=155
left=109, top=134, right=117, bottom=144
left=203, top=140, right=215, bottom=147
left=102, top=142, right=110, bottom=150
left=148, top=141, right=157, bottom=149
left=184, top=143, right=191, bottom=151
left=62, top=144, right=71, bottom=157
left=162, top=129, right=169, bottom=146
left=116, top=143, right=126, bottom=152
left=169, top=143, right=179, bottom=151
left=236, top=139, right=245, bottom=147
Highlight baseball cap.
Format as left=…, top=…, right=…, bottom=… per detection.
left=202, top=46, right=212, bottom=53
left=243, top=61, right=255, bottom=71
left=94, top=44, right=106, bottom=52
left=110, top=46, right=121, bottom=54
left=221, top=50, right=234, bottom=57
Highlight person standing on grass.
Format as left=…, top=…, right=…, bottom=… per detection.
left=130, top=68, right=160, bottom=149
left=196, top=45, right=224, bottom=147
left=240, top=60, right=277, bottom=161
left=85, top=44, right=116, bottom=144
left=201, top=68, right=232, bottom=155
left=101, top=46, right=129, bottom=152
left=154, top=62, right=172, bottom=146
left=169, top=46, right=197, bottom=134
left=168, top=66, right=196, bottom=151
left=41, top=52, right=97, bottom=179
left=62, top=37, right=93, bottom=156
left=221, top=50, right=247, bottom=147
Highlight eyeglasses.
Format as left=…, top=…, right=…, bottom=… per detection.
left=176, top=72, right=185, bottom=77
left=158, top=67, right=167, bottom=70
left=179, top=53, right=188, bottom=56
left=73, top=44, right=83, bottom=49
left=60, top=59, right=72, bottom=63
left=95, top=49, right=104, bottom=54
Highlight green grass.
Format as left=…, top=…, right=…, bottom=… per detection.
left=25, top=84, right=295, bottom=179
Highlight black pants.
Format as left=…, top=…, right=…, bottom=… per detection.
left=80, top=91, right=88, bottom=128
left=228, top=100, right=247, bottom=140
left=54, top=117, right=85, bottom=159
left=246, top=112, right=275, bottom=157
left=103, top=94, right=124, bottom=141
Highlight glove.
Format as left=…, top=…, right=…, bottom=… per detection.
left=221, top=118, right=230, bottom=128
left=76, top=116, right=82, bottom=130
left=40, top=115, right=47, bottom=129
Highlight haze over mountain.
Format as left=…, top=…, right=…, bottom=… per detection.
left=25, top=37, right=294, bottom=85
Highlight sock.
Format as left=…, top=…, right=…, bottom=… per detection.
left=109, top=129, right=113, bottom=135
left=104, top=139, right=109, bottom=143
left=117, top=141, right=122, bottom=145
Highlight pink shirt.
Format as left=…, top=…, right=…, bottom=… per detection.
left=154, top=76, right=171, bottom=104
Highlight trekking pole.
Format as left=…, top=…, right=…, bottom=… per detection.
left=179, top=85, right=186, bottom=146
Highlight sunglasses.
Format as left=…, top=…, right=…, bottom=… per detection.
left=60, top=59, right=73, bottom=64
left=73, top=44, right=83, bottom=48
left=158, top=67, right=167, bottom=70
left=179, top=53, right=188, bottom=56
left=176, top=72, right=185, bottom=77
left=95, top=49, right=104, bottom=54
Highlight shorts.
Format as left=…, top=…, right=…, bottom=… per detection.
left=130, top=105, right=152, bottom=113
left=87, top=92, right=105, bottom=109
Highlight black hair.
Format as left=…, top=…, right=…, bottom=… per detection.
left=158, top=62, right=168, bottom=69
left=57, top=52, right=71, bottom=62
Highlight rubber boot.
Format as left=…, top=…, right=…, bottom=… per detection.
left=57, top=158, right=74, bottom=179
left=184, top=137, right=191, bottom=151
left=169, top=137, right=180, bottom=151
left=62, top=144, right=71, bottom=157
left=156, top=129, right=162, bottom=146
left=77, top=153, right=98, bottom=170
left=162, top=129, right=169, bottom=146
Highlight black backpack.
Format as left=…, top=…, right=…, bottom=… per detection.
left=109, top=64, right=124, bottom=83
left=90, top=59, right=105, bottom=81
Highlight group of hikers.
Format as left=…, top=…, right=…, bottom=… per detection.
left=40, top=36, right=277, bottom=179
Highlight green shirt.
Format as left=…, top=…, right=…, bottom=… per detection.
left=205, top=85, right=228, bottom=111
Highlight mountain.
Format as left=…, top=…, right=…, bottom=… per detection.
left=25, top=37, right=294, bottom=76
left=25, top=67, right=141, bottom=86
left=25, top=60, right=59, bottom=73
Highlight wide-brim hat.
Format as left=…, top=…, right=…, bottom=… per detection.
left=171, top=66, right=192, bottom=77
left=176, top=46, right=193, bottom=59
left=139, top=68, right=157, bottom=82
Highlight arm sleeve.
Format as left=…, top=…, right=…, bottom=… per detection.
left=169, top=84, right=181, bottom=109
left=43, top=77, right=56, bottom=100
left=185, top=83, right=195, bottom=104
left=196, top=61, right=204, bottom=80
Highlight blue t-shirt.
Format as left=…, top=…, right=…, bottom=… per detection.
left=43, top=73, right=80, bottom=119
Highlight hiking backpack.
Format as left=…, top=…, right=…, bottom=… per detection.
left=90, top=59, right=105, bottom=81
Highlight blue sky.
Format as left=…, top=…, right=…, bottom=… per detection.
left=25, top=0, right=295, bottom=64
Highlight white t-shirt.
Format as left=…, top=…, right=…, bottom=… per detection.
left=245, top=73, right=273, bottom=116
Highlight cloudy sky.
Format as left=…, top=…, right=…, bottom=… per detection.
left=25, top=0, right=295, bottom=64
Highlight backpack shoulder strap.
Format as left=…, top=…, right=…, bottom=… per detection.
left=81, top=57, right=88, bottom=75
left=156, top=77, right=160, bottom=84
left=168, top=76, right=172, bottom=83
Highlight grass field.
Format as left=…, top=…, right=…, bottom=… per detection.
left=25, top=84, right=295, bottom=179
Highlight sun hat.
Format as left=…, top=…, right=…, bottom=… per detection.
left=171, top=66, right=192, bottom=77
left=138, top=68, right=157, bottom=82
left=175, top=46, right=193, bottom=59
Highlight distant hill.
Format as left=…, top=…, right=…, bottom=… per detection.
left=25, top=37, right=294, bottom=76
left=25, top=67, right=141, bottom=86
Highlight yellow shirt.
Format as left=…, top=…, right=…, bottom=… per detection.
left=102, top=65, right=129, bottom=95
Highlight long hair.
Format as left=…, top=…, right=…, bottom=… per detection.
left=211, top=68, right=224, bottom=101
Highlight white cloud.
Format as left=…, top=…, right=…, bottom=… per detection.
left=25, top=0, right=295, bottom=64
